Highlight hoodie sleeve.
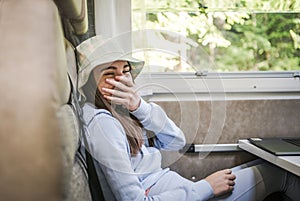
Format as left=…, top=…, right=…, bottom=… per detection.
left=131, top=99, right=186, bottom=150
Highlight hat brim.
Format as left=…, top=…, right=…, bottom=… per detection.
left=77, top=53, right=144, bottom=91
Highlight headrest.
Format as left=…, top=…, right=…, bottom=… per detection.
left=55, top=0, right=88, bottom=35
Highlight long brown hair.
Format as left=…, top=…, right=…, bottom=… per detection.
left=82, top=72, right=144, bottom=155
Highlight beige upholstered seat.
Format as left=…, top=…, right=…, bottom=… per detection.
left=0, top=0, right=92, bottom=200
left=62, top=39, right=92, bottom=201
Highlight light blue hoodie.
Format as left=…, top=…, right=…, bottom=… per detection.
left=82, top=99, right=214, bottom=201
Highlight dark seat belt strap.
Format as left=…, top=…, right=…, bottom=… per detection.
left=85, top=148, right=105, bottom=201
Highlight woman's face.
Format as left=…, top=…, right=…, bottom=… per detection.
left=93, top=60, right=131, bottom=97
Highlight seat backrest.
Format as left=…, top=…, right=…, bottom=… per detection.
left=62, top=39, right=93, bottom=201
left=0, top=0, right=67, bottom=200
left=0, top=0, right=93, bottom=200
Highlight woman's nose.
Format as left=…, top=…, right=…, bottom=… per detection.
left=116, top=68, right=124, bottom=76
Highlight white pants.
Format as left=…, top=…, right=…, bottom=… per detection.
left=211, top=159, right=299, bottom=201
left=149, top=159, right=299, bottom=201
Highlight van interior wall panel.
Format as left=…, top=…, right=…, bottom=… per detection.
left=0, top=0, right=66, bottom=200
left=156, top=99, right=300, bottom=180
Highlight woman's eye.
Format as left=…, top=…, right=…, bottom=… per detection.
left=123, top=66, right=131, bottom=73
left=103, top=72, right=115, bottom=76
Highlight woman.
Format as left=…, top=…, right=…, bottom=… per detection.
left=76, top=35, right=299, bottom=201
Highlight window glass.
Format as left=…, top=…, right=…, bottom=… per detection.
left=132, top=0, right=300, bottom=73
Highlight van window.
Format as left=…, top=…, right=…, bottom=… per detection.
left=132, top=0, right=300, bottom=73
left=93, top=0, right=300, bottom=95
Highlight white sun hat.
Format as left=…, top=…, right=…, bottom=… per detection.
left=76, top=35, right=144, bottom=96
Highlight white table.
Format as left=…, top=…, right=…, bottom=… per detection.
left=238, top=139, right=300, bottom=177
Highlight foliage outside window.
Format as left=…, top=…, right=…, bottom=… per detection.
left=132, top=0, right=300, bottom=73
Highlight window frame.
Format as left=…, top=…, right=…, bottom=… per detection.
left=130, top=1, right=300, bottom=98
left=135, top=71, right=300, bottom=100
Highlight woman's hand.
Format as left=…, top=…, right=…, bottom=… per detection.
left=204, top=169, right=236, bottom=197
left=102, top=73, right=141, bottom=111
